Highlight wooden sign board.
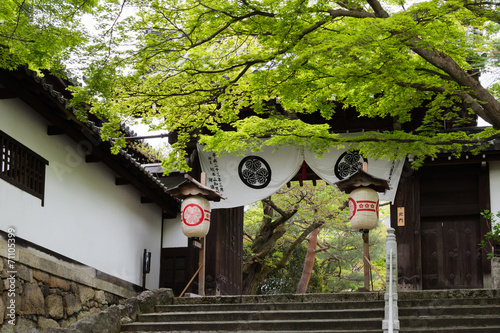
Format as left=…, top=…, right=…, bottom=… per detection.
left=397, top=207, right=405, bottom=226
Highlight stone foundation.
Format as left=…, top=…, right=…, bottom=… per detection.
left=492, top=257, right=500, bottom=289
left=0, top=236, right=140, bottom=333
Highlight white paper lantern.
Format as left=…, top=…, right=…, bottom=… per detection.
left=181, top=195, right=211, bottom=237
left=349, top=187, right=379, bottom=230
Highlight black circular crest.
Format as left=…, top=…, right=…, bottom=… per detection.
left=238, top=156, right=272, bottom=189
left=334, top=150, right=366, bottom=180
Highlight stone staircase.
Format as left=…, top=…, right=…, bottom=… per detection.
left=397, top=289, right=500, bottom=333
left=120, top=289, right=500, bottom=333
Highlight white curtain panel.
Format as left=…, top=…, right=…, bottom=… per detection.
left=198, top=142, right=404, bottom=209
left=197, top=144, right=302, bottom=209
left=303, top=148, right=404, bottom=202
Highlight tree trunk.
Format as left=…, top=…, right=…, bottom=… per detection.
left=296, top=227, right=319, bottom=294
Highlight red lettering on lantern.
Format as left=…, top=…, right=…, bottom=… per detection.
left=182, top=203, right=204, bottom=226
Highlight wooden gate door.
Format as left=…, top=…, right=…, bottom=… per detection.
left=419, top=164, right=484, bottom=289
left=205, top=207, right=243, bottom=295
left=159, top=246, right=198, bottom=296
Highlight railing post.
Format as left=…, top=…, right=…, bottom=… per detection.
left=383, top=227, right=399, bottom=333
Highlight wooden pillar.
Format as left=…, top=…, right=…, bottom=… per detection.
left=198, top=172, right=207, bottom=296
left=198, top=237, right=205, bottom=296
left=362, top=161, right=370, bottom=291
left=363, top=230, right=370, bottom=291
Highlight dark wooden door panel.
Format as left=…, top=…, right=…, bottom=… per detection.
left=206, top=207, right=243, bottom=295
left=160, top=247, right=197, bottom=296
left=421, top=215, right=482, bottom=289
left=419, top=164, right=484, bottom=290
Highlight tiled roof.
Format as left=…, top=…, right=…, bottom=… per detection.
left=0, top=66, right=180, bottom=217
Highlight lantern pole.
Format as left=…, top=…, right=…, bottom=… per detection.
left=198, top=237, right=205, bottom=296
left=361, top=162, right=371, bottom=291
left=362, top=229, right=371, bottom=291
left=198, top=172, right=207, bottom=296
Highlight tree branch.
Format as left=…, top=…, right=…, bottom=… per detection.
left=410, top=41, right=500, bottom=128
left=324, top=9, right=376, bottom=19
left=366, top=0, right=390, bottom=18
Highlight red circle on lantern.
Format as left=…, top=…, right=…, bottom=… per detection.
left=182, top=203, right=204, bottom=226
left=349, top=197, right=357, bottom=220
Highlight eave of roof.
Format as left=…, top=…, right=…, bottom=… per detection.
left=0, top=67, right=179, bottom=217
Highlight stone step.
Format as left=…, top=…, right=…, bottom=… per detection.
left=121, top=317, right=383, bottom=332
left=399, top=315, right=500, bottom=331
left=156, top=300, right=385, bottom=313
left=399, top=328, right=500, bottom=333
left=398, top=297, right=500, bottom=308
left=123, top=331, right=383, bottom=333
left=138, top=308, right=384, bottom=322
left=399, top=303, right=500, bottom=316
left=120, top=290, right=500, bottom=333
left=173, top=292, right=385, bottom=305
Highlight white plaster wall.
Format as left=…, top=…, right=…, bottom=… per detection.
left=162, top=214, right=188, bottom=248
left=490, top=161, right=500, bottom=226
left=0, top=98, right=162, bottom=289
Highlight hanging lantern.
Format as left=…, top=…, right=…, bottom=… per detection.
left=181, top=195, right=211, bottom=238
left=335, top=168, right=390, bottom=231
left=167, top=174, right=226, bottom=238
left=349, top=187, right=379, bottom=230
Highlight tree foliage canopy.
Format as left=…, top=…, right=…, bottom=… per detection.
left=0, top=0, right=101, bottom=74
left=4, top=0, right=500, bottom=171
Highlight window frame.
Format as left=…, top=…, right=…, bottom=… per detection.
left=0, top=130, right=49, bottom=206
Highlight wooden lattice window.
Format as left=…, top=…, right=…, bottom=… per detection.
left=0, top=130, right=49, bottom=205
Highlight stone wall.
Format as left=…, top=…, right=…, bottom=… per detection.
left=0, top=237, right=139, bottom=333
left=492, top=257, right=500, bottom=289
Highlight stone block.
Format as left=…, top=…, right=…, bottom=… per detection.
left=78, top=286, right=94, bottom=305
left=38, top=317, right=60, bottom=331
left=63, top=293, right=82, bottom=317
left=153, top=288, right=174, bottom=305
left=40, top=284, right=50, bottom=298
left=95, top=290, right=106, bottom=304
left=48, top=276, right=70, bottom=292
left=32, top=270, right=50, bottom=284
left=22, top=284, right=45, bottom=315
left=118, top=297, right=140, bottom=321
left=76, top=310, right=91, bottom=321
left=136, top=290, right=156, bottom=314
left=0, top=296, right=4, bottom=325
left=45, top=328, right=79, bottom=333
left=16, top=265, right=33, bottom=283
left=492, top=257, right=500, bottom=289
left=60, top=315, right=77, bottom=328
left=89, top=307, right=101, bottom=314
left=45, top=294, right=64, bottom=319
left=0, top=322, right=14, bottom=333
left=70, top=305, right=121, bottom=333
left=14, top=317, right=37, bottom=332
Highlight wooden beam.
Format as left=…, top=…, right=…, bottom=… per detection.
left=141, top=196, right=154, bottom=204
left=47, top=126, right=65, bottom=136
left=0, top=88, right=18, bottom=99
left=85, top=154, right=101, bottom=163
left=115, top=177, right=131, bottom=186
